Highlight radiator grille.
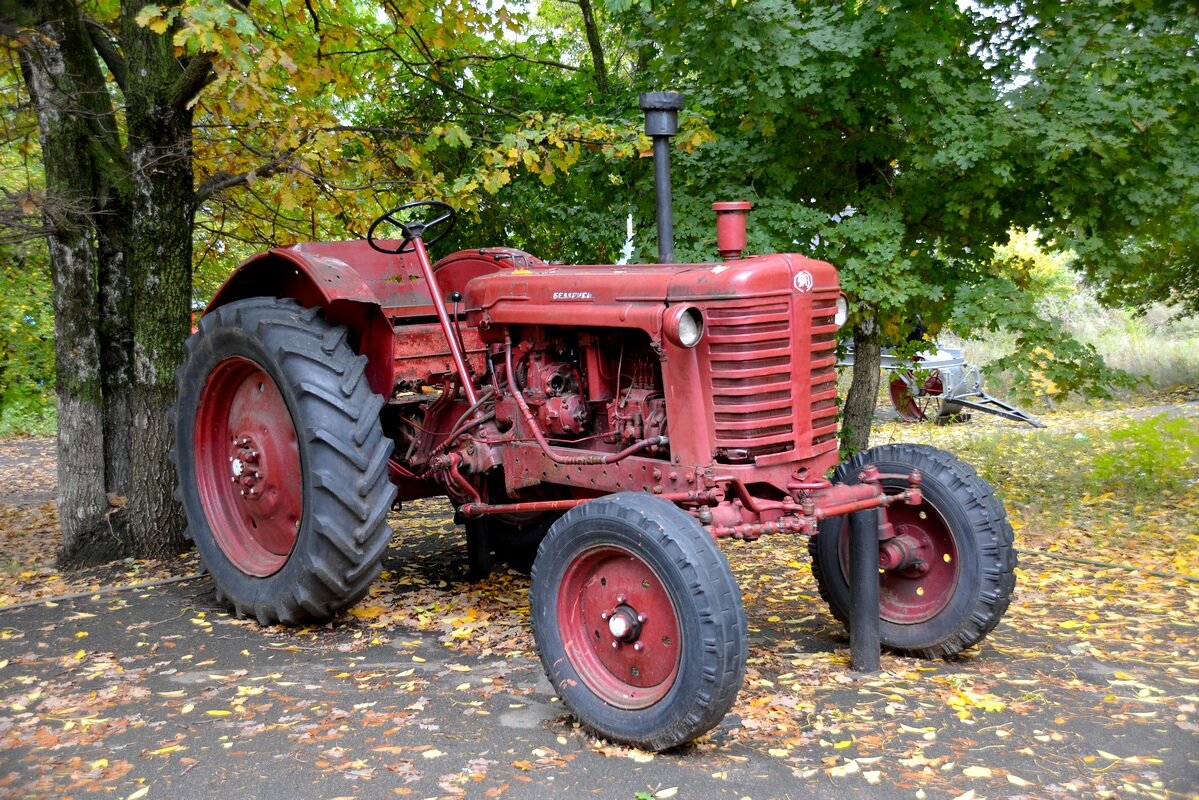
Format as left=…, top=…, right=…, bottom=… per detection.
left=706, top=301, right=796, bottom=460
left=808, top=295, right=840, bottom=448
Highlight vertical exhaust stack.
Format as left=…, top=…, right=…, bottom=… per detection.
left=639, top=92, right=685, bottom=264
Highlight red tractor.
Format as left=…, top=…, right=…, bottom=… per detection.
left=172, top=94, right=1016, bottom=751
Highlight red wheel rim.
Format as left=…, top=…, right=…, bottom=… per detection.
left=839, top=499, right=960, bottom=624
left=194, top=357, right=303, bottom=577
left=889, top=370, right=943, bottom=422
left=557, top=545, right=681, bottom=709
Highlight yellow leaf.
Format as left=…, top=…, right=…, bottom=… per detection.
left=1007, top=774, right=1032, bottom=787
left=128, top=787, right=150, bottom=800
left=1112, top=671, right=1134, bottom=681
left=90, top=758, right=109, bottom=769
left=206, top=709, right=232, bottom=717
left=1097, top=750, right=1121, bottom=761
left=767, top=748, right=790, bottom=758
left=149, top=745, right=185, bottom=756
left=655, top=789, right=678, bottom=799
left=962, top=765, right=992, bottom=778
left=181, top=703, right=194, bottom=714
left=0, top=660, right=7, bottom=670
left=422, top=749, right=444, bottom=759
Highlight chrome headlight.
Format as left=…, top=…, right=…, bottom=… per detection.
left=665, top=305, right=704, bottom=348
left=834, top=294, right=850, bottom=328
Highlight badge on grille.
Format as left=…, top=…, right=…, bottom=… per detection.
left=793, top=270, right=814, bottom=293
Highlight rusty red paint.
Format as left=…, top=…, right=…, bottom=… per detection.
left=194, top=357, right=302, bottom=576
left=558, top=545, right=681, bottom=709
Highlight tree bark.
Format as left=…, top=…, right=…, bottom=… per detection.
left=18, top=0, right=113, bottom=562
left=841, top=310, right=881, bottom=459
left=122, top=0, right=192, bottom=557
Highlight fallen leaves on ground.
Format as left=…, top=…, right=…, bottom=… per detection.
left=0, top=395, right=1195, bottom=798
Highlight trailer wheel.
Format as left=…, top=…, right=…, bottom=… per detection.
left=530, top=493, right=747, bottom=751
left=810, top=444, right=1016, bottom=658
left=173, top=298, right=396, bottom=625
left=889, top=372, right=943, bottom=422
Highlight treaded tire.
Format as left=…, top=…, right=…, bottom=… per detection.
left=173, top=298, right=396, bottom=625
left=531, top=492, right=747, bottom=750
left=810, top=444, right=1016, bottom=659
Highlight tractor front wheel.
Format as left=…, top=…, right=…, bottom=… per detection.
left=530, top=493, right=747, bottom=750
left=811, top=444, right=1016, bottom=658
left=173, top=298, right=396, bottom=625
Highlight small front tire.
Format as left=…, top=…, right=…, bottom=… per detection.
left=811, top=444, right=1016, bottom=658
left=530, top=493, right=747, bottom=751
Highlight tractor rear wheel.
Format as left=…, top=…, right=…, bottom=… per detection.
left=530, top=493, right=746, bottom=750
left=173, top=298, right=396, bottom=625
left=810, top=444, right=1016, bottom=658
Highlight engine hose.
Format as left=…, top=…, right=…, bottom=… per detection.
left=503, top=330, right=668, bottom=466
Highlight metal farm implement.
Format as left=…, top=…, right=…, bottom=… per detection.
left=173, top=94, right=1017, bottom=750
left=841, top=346, right=1046, bottom=427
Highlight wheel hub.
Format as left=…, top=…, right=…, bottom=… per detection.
left=878, top=530, right=931, bottom=575
left=230, top=437, right=264, bottom=499
left=603, top=603, right=645, bottom=644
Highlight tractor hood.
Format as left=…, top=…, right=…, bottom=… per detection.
left=463, top=252, right=840, bottom=334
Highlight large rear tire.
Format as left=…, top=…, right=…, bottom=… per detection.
left=811, top=444, right=1016, bottom=658
left=530, top=493, right=747, bottom=750
left=173, top=298, right=396, bottom=625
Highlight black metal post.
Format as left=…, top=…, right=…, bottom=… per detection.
left=849, top=507, right=881, bottom=673
left=639, top=91, right=684, bottom=264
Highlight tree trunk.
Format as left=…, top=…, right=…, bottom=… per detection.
left=18, top=1, right=114, bottom=564
left=841, top=310, right=881, bottom=459
left=122, top=0, right=192, bottom=557
left=577, top=0, right=609, bottom=97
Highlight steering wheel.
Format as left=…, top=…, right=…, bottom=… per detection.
left=367, top=200, right=457, bottom=255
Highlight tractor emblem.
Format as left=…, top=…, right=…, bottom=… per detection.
left=793, top=270, right=814, bottom=293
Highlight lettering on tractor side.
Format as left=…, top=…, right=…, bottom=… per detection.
left=173, top=92, right=1016, bottom=752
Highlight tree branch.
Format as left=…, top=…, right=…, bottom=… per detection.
left=194, top=149, right=295, bottom=205
left=84, top=18, right=126, bottom=93
left=171, top=51, right=215, bottom=109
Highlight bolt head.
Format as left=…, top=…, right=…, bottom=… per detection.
left=633, top=642, right=644, bottom=652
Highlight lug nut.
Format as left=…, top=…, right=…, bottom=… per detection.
left=633, top=643, right=644, bottom=652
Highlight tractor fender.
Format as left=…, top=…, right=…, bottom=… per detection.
left=206, top=243, right=397, bottom=397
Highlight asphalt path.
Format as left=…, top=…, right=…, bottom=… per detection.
left=1, top=499, right=1197, bottom=800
